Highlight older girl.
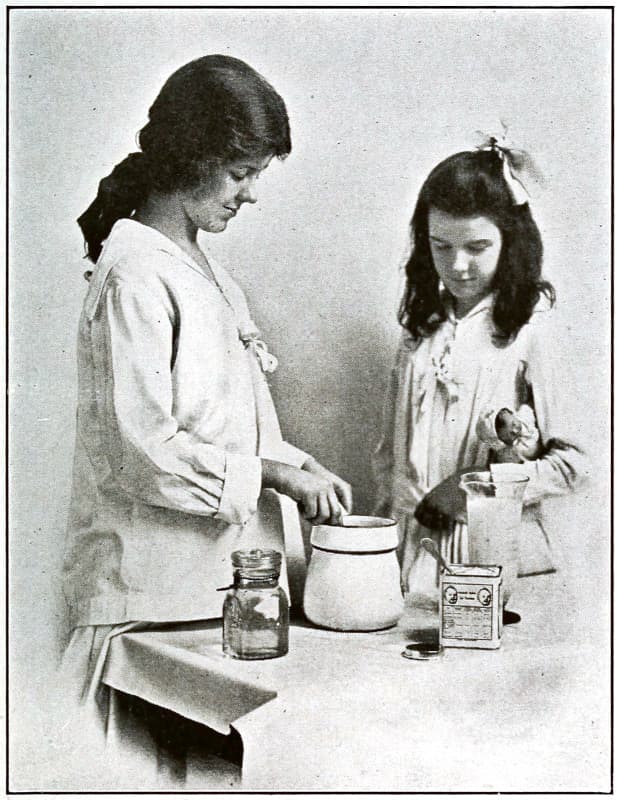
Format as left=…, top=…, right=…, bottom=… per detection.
left=373, top=142, right=588, bottom=595
left=62, top=55, right=351, bottom=711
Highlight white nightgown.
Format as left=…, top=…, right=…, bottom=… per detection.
left=373, top=293, right=589, bottom=595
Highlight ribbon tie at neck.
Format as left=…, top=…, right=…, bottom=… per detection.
left=240, top=332, right=279, bottom=374
left=431, top=341, right=460, bottom=403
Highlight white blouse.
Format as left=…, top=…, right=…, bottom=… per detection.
left=63, top=219, right=307, bottom=628
left=373, top=294, right=589, bottom=590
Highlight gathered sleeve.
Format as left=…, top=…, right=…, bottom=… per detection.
left=517, top=311, right=591, bottom=505
left=92, top=279, right=262, bottom=525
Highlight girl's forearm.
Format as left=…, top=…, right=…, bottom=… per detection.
left=261, top=458, right=296, bottom=494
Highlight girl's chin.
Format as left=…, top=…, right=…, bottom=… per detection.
left=448, top=281, right=477, bottom=294
left=449, top=287, right=488, bottom=315
left=201, top=220, right=228, bottom=234
left=449, top=284, right=484, bottom=301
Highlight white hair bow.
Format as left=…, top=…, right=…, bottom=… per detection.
left=475, top=123, right=542, bottom=206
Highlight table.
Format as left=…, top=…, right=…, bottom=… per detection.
left=102, top=570, right=610, bottom=791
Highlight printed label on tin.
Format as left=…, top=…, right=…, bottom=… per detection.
left=441, top=582, right=494, bottom=640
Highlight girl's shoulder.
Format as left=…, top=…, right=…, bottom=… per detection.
left=516, top=295, right=570, bottom=363
left=97, top=218, right=182, bottom=282
left=521, top=294, right=558, bottom=337
left=83, top=221, right=189, bottom=320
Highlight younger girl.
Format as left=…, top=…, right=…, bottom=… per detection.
left=373, top=141, right=588, bottom=595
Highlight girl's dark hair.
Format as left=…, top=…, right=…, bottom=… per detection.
left=399, top=148, right=555, bottom=343
left=78, top=55, right=291, bottom=262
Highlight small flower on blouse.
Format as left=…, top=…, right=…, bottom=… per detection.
left=239, top=332, right=279, bottom=374
left=431, top=343, right=460, bottom=402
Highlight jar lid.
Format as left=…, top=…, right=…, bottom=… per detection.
left=231, top=548, right=282, bottom=575
left=310, top=515, right=399, bottom=553
left=401, top=642, right=443, bottom=661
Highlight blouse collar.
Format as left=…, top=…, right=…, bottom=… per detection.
left=442, top=290, right=494, bottom=325
left=84, top=218, right=220, bottom=320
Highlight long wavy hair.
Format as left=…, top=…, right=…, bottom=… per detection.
left=78, top=55, right=291, bottom=263
left=399, top=148, right=555, bottom=343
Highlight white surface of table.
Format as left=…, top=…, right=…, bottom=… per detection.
left=102, top=571, right=611, bottom=791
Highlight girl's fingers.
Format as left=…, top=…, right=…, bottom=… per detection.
left=335, top=480, right=353, bottom=513
left=327, top=489, right=343, bottom=524
left=312, top=493, right=330, bottom=525
left=300, top=496, right=317, bottom=520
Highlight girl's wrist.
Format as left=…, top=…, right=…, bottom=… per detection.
left=261, top=458, right=289, bottom=491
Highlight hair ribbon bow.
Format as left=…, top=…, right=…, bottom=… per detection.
left=475, top=124, right=541, bottom=206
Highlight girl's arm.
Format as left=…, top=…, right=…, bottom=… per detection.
left=94, top=279, right=261, bottom=525
left=262, top=457, right=352, bottom=522
left=516, top=311, right=590, bottom=505
left=94, top=278, right=350, bottom=526
left=415, top=313, right=590, bottom=529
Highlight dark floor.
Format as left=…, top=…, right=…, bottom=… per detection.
left=115, top=691, right=244, bottom=786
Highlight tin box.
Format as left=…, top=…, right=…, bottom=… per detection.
left=439, top=565, right=503, bottom=649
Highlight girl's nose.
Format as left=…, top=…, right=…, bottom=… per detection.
left=452, top=250, right=471, bottom=275
left=238, top=180, right=258, bottom=205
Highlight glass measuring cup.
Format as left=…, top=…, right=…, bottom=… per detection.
left=459, top=471, right=529, bottom=606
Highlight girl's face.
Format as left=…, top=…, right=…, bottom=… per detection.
left=181, top=153, right=273, bottom=234
left=428, top=208, right=503, bottom=318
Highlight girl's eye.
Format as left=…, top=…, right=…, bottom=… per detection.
left=432, top=242, right=451, bottom=252
left=468, top=245, right=489, bottom=255
left=230, top=171, right=248, bottom=181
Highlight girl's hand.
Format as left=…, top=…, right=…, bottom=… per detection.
left=261, top=459, right=352, bottom=525
left=301, top=457, right=353, bottom=516
left=414, top=465, right=484, bottom=531
left=495, top=408, right=524, bottom=446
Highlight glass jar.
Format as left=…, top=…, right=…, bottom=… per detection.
left=222, top=549, right=289, bottom=660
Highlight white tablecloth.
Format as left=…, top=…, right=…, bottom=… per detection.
left=102, top=571, right=610, bottom=791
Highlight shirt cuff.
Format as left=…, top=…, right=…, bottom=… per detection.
left=216, top=453, right=262, bottom=525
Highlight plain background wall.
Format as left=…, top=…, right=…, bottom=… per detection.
left=8, top=7, right=611, bottom=788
